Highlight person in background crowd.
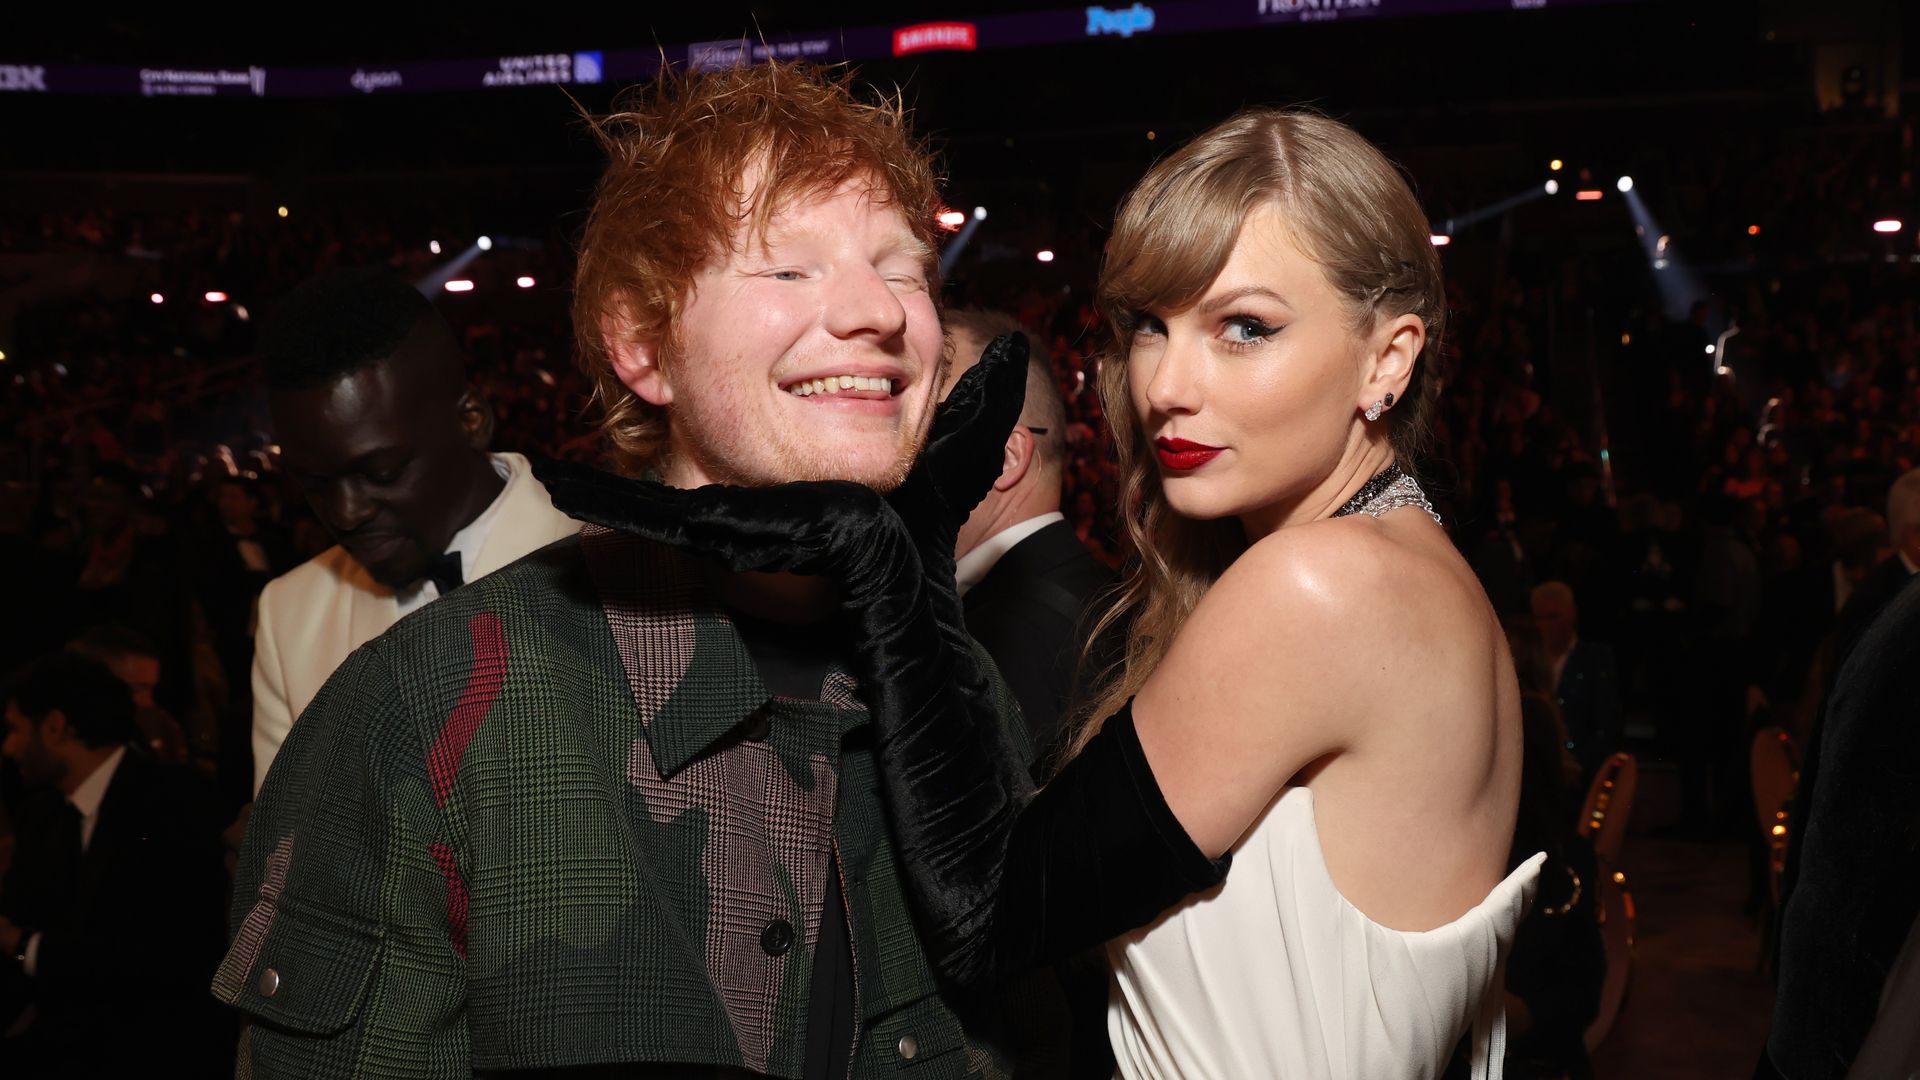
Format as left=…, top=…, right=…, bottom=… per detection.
left=0, top=653, right=231, bottom=1077
left=944, top=306, right=1115, bottom=762
left=1531, top=581, right=1623, bottom=784
left=247, top=267, right=578, bottom=792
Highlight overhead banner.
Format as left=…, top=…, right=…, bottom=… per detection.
left=2, top=0, right=1635, bottom=98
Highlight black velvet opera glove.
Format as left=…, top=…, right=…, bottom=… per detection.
left=533, top=334, right=1225, bottom=989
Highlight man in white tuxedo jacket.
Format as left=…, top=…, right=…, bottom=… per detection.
left=249, top=269, right=580, bottom=792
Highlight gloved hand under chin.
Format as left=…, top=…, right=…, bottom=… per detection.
left=534, top=332, right=1224, bottom=989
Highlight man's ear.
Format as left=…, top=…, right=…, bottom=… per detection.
left=457, top=386, right=496, bottom=451
left=993, top=426, right=1035, bottom=493
left=603, top=310, right=673, bottom=408
left=37, top=709, right=69, bottom=748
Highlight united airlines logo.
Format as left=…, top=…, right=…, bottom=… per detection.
left=1086, top=4, right=1156, bottom=37
left=484, top=54, right=574, bottom=87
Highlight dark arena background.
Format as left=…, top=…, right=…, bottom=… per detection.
left=3, top=3, right=1915, bottom=1077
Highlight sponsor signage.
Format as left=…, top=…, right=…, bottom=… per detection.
left=688, top=37, right=837, bottom=69
left=5, top=0, right=1636, bottom=98
left=138, top=66, right=266, bottom=97
left=1256, top=0, right=1384, bottom=22
left=0, top=64, right=47, bottom=91
left=1086, top=4, right=1157, bottom=36
left=351, top=69, right=403, bottom=94
left=893, top=22, right=980, bottom=56
left=483, top=53, right=575, bottom=87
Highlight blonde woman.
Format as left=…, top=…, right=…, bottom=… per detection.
left=555, top=107, right=1541, bottom=1080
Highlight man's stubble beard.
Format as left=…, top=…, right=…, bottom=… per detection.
left=668, top=408, right=931, bottom=494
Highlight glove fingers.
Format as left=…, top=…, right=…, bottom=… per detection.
left=926, top=332, right=1030, bottom=458
left=533, top=456, right=840, bottom=574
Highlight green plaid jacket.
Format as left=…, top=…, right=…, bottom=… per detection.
left=216, top=525, right=1043, bottom=1078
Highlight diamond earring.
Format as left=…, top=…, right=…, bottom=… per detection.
left=1365, top=399, right=1386, bottom=422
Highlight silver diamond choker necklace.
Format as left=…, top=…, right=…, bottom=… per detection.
left=1332, top=462, right=1441, bottom=524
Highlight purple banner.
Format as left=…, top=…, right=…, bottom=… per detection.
left=0, top=0, right=1635, bottom=99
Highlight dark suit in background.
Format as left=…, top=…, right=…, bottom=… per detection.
left=1764, top=573, right=1920, bottom=1079
left=1778, top=555, right=1916, bottom=920
left=1554, top=639, right=1624, bottom=782
left=962, top=519, right=1115, bottom=765
left=0, top=748, right=233, bottom=1075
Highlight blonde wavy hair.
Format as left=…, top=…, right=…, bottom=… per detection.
left=1061, top=108, right=1448, bottom=764
left=573, top=62, right=942, bottom=478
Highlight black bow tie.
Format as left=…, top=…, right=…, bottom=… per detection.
left=426, top=551, right=465, bottom=596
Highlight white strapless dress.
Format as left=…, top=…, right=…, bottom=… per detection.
left=1108, top=786, right=1544, bottom=1080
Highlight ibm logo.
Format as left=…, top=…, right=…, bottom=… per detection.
left=0, top=65, right=48, bottom=92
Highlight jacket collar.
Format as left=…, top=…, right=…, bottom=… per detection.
left=580, top=524, right=770, bottom=779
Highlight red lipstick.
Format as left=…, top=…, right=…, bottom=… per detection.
left=1154, top=436, right=1225, bottom=471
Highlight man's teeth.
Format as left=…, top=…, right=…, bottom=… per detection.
left=787, top=375, right=897, bottom=397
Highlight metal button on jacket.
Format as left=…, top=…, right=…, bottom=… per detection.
left=759, top=919, right=794, bottom=956
left=257, top=967, right=281, bottom=997
left=897, top=1033, right=919, bottom=1061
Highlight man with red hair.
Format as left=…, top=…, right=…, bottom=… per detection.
left=217, top=62, right=1050, bottom=1078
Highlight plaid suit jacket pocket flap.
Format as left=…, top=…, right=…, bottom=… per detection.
left=222, top=904, right=385, bottom=1037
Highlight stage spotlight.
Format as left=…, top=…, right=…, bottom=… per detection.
left=516, top=276, right=536, bottom=289
left=477, top=236, right=494, bottom=251
left=0, top=350, right=7, bottom=362
left=1430, top=235, right=1451, bottom=247
left=444, top=279, right=475, bottom=293
left=150, top=293, right=165, bottom=304
left=276, top=206, right=289, bottom=218
left=973, top=206, right=988, bottom=221
left=1550, top=159, right=1563, bottom=172
left=1620, top=334, right=1632, bottom=346
left=1545, top=179, right=1560, bottom=195
left=1575, top=190, right=1604, bottom=201
left=1747, top=225, right=1761, bottom=236
left=1147, top=130, right=1157, bottom=141
left=430, top=240, right=443, bottom=254
left=1036, top=250, right=1056, bottom=263
left=938, top=210, right=966, bottom=228
left=204, top=291, right=229, bottom=303
left=233, top=305, right=250, bottom=321
left=1616, top=176, right=1634, bottom=193
left=1873, top=219, right=1903, bottom=234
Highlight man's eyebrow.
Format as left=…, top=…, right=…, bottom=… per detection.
left=894, top=234, right=936, bottom=267
left=291, top=445, right=410, bottom=477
